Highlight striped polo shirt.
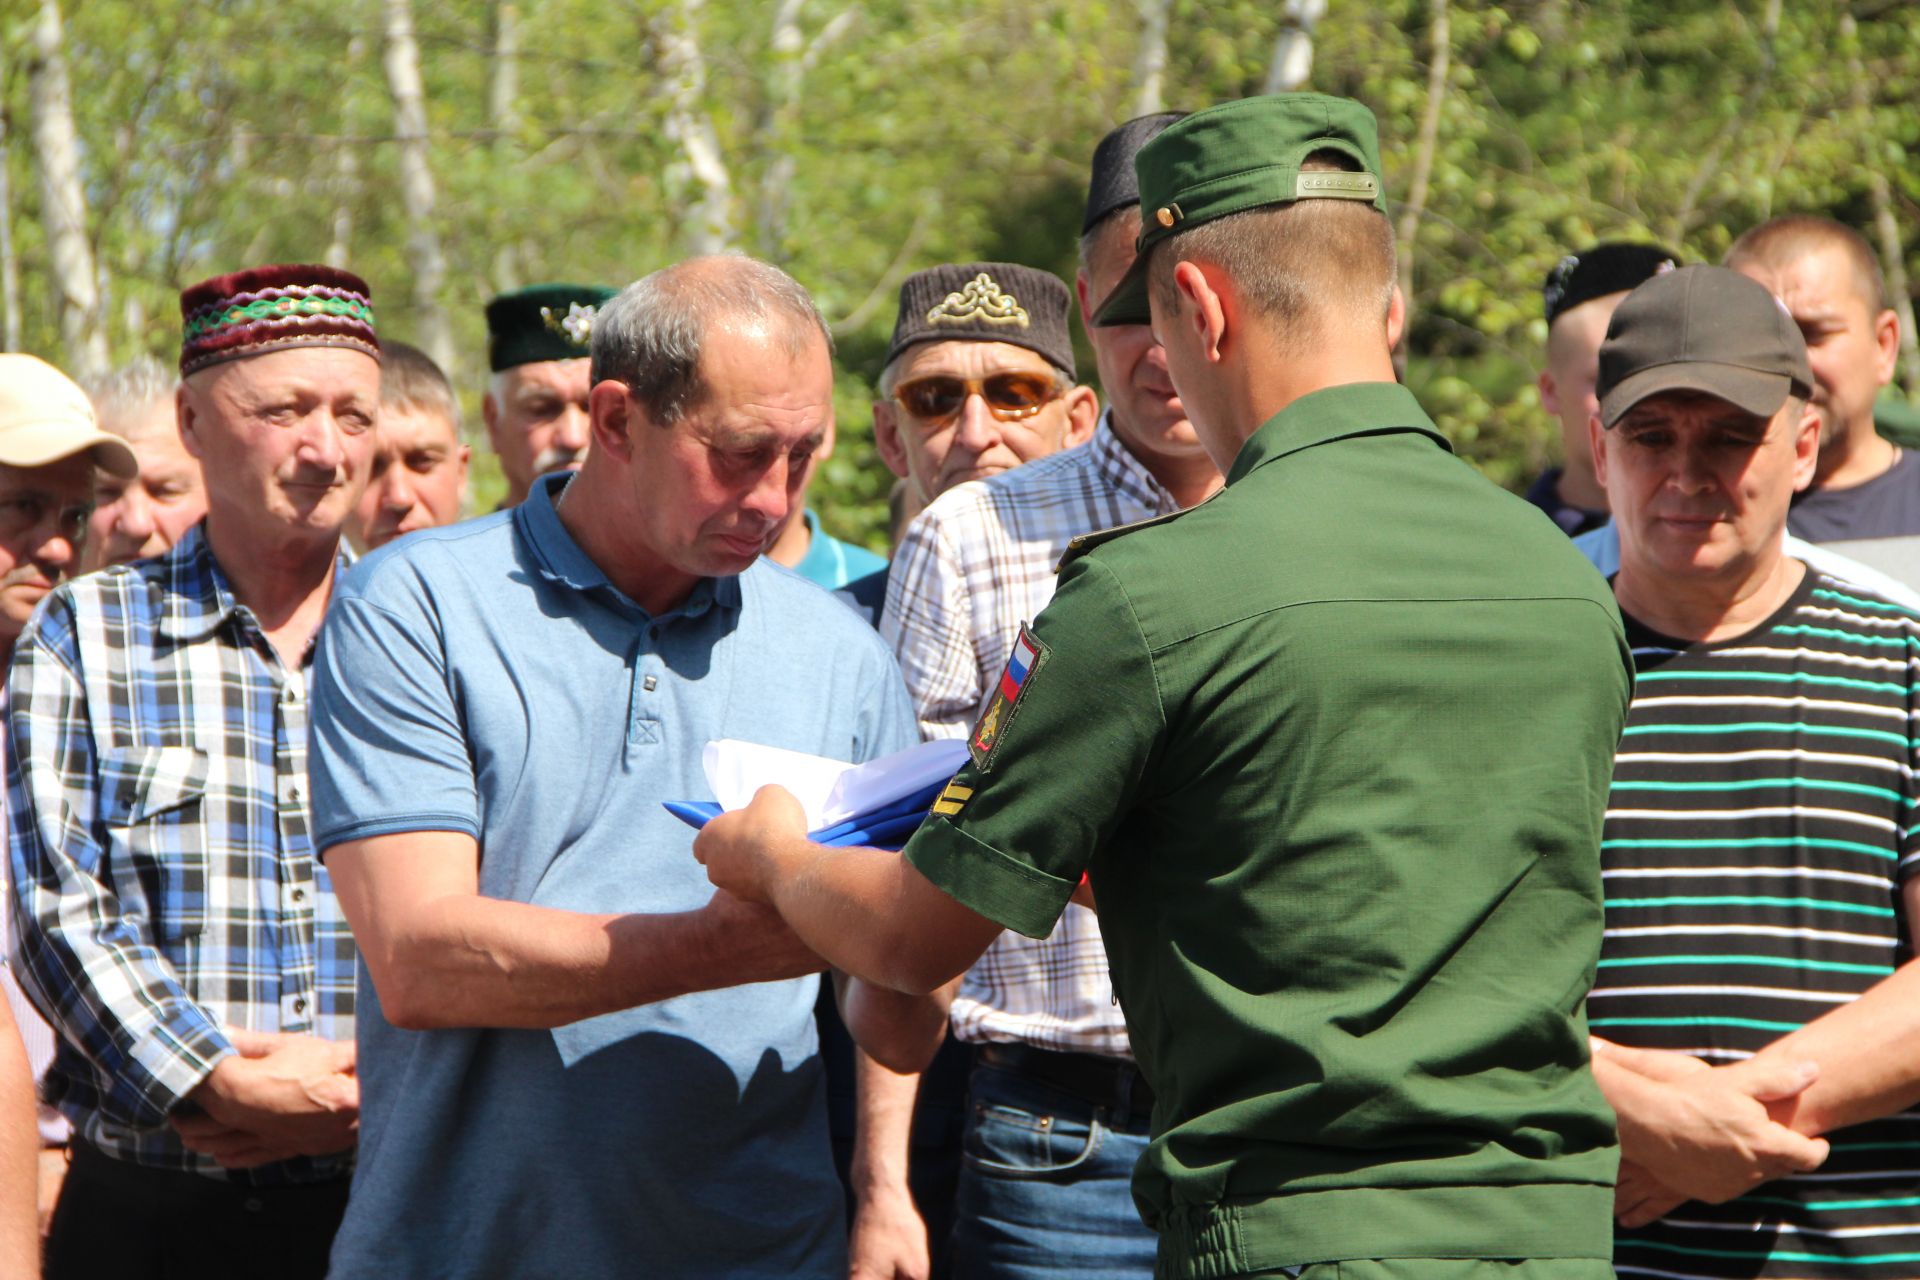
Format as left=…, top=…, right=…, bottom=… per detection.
left=1593, top=567, right=1920, bottom=1278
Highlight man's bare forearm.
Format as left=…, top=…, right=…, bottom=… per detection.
left=1750, top=959, right=1920, bottom=1136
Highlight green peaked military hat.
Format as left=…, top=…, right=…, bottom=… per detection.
left=1092, top=93, right=1387, bottom=327
left=486, top=283, right=619, bottom=372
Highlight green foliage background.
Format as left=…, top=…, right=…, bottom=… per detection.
left=3, top=0, right=1916, bottom=544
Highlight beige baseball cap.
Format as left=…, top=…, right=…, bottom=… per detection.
left=0, top=354, right=138, bottom=477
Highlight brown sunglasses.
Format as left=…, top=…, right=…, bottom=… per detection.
left=892, top=372, right=1061, bottom=427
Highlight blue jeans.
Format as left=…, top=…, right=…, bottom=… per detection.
left=949, top=1062, right=1158, bottom=1280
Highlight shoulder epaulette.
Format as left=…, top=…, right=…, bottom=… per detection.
left=1055, top=507, right=1192, bottom=573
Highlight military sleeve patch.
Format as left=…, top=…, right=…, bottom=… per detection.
left=969, top=623, right=1048, bottom=770
left=931, top=780, right=973, bottom=817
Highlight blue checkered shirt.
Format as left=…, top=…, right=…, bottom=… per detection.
left=5, top=525, right=357, bottom=1182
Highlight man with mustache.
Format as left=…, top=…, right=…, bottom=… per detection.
left=858, top=120, right=1224, bottom=1280
left=482, top=283, right=614, bottom=508
left=306, top=256, right=941, bottom=1278
left=6, top=265, right=374, bottom=1279
left=0, top=355, right=137, bottom=1251
left=1581, top=264, right=1920, bottom=1279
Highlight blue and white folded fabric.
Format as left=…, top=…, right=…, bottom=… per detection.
left=666, top=738, right=968, bottom=851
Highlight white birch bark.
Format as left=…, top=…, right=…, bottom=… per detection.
left=489, top=0, right=523, bottom=291
left=381, top=0, right=455, bottom=373
left=1132, top=0, right=1170, bottom=115
left=26, top=0, right=107, bottom=377
left=0, top=105, right=21, bottom=352
left=657, top=0, right=739, bottom=256
left=1842, top=12, right=1920, bottom=392
left=1264, top=0, right=1327, bottom=93
left=755, top=0, right=855, bottom=257
left=1394, top=0, right=1450, bottom=297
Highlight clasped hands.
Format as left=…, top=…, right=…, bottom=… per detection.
left=172, top=1027, right=359, bottom=1168
left=1594, top=1037, right=1830, bottom=1227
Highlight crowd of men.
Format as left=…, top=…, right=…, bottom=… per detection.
left=0, top=88, right=1915, bottom=1280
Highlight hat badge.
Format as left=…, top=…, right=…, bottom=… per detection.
left=927, top=274, right=1030, bottom=329
left=541, top=301, right=599, bottom=346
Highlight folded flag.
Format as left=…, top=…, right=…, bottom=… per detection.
left=667, top=738, right=969, bottom=851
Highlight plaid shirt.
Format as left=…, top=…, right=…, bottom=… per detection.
left=5, top=526, right=357, bottom=1182
left=882, top=416, right=1180, bottom=1058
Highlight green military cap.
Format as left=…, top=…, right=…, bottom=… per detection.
left=1092, top=93, right=1387, bottom=328
left=486, top=283, right=619, bottom=372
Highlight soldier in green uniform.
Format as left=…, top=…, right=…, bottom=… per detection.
left=696, top=94, right=1632, bottom=1280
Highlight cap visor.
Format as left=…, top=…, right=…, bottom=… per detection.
left=1599, top=362, right=1792, bottom=428
left=1091, top=255, right=1153, bottom=328
left=0, top=422, right=138, bottom=478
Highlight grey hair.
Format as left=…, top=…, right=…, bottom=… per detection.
left=591, top=254, right=832, bottom=426
left=82, top=356, right=177, bottom=438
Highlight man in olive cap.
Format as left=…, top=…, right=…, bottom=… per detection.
left=483, top=283, right=615, bottom=507
left=1578, top=264, right=1920, bottom=1279
left=695, top=93, right=1630, bottom=1279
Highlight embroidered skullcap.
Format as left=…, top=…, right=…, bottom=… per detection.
left=884, top=263, right=1075, bottom=379
left=486, top=283, right=619, bottom=373
left=179, top=264, right=377, bottom=375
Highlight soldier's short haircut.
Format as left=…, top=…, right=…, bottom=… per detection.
left=1726, top=214, right=1888, bottom=314
left=592, top=254, right=830, bottom=427
left=379, top=340, right=461, bottom=431
left=1147, top=150, right=1396, bottom=350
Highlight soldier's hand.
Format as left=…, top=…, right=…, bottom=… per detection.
left=693, top=784, right=810, bottom=904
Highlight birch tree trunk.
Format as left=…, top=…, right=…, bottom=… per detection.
left=656, top=0, right=739, bottom=256
left=1394, top=0, right=1450, bottom=300
left=489, top=0, right=523, bottom=291
left=0, top=106, right=21, bottom=352
left=1131, top=0, right=1170, bottom=115
left=381, top=0, right=455, bottom=374
left=755, top=0, right=856, bottom=258
left=1842, top=11, right=1920, bottom=392
left=1264, top=0, right=1327, bottom=93
left=26, top=0, right=107, bottom=377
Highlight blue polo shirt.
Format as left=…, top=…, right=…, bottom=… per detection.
left=308, top=474, right=916, bottom=1279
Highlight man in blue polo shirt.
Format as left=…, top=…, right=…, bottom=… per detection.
left=306, top=256, right=935, bottom=1278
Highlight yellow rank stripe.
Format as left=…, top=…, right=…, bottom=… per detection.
left=931, top=781, right=973, bottom=816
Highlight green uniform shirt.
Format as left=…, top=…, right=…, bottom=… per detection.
left=903, top=382, right=1632, bottom=1278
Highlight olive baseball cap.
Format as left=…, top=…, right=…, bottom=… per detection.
left=1596, top=264, right=1813, bottom=428
left=1092, top=93, right=1387, bottom=327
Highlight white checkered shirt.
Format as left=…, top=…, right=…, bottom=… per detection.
left=882, top=415, right=1180, bottom=1058
left=5, top=526, right=357, bottom=1182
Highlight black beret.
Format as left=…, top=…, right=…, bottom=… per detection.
left=1082, top=112, right=1187, bottom=234
left=884, top=263, right=1076, bottom=378
left=1542, top=243, right=1681, bottom=328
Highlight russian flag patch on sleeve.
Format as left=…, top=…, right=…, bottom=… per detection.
left=969, top=623, right=1048, bottom=770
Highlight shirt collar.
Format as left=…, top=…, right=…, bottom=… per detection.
left=1225, top=382, right=1451, bottom=487
left=512, top=471, right=741, bottom=621
left=1089, top=410, right=1182, bottom=514
left=155, top=523, right=357, bottom=643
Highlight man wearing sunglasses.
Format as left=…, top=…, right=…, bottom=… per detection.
left=856, top=118, right=1226, bottom=1280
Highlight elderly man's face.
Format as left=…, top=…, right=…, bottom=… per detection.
left=85, top=397, right=206, bottom=570
left=1734, top=245, right=1899, bottom=446
left=1594, top=389, right=1818, bottom=586
left=485, top=358, right=592, bottom=504
left=626, top=321, right=833, bottom=579
left=180, top=345, right=378, bottom=545
left=0, top=455, right=94, bottom=643
left=351, top=404, right=470, bottom=550
left=1079, top=216, right=1201, bottom=467
left=873, top=340, right=1084, bottom=503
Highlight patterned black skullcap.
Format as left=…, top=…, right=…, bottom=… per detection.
left=1083, top=112, right=1188, bottom=234
left=884, top=263, right=1075, bottom=378
left=1542, top=242, right=1682, bottom=328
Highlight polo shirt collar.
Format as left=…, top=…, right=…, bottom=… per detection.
left=156, top=522, right=357, bottom=643
left=1226, top=381, right=1451, bottom=487
left=513, top=471, right=741, bottom=620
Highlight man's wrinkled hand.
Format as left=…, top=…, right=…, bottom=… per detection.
left=693, top=784, right=810, bottom=905
left=173, top=1029, right=359, bottom=1167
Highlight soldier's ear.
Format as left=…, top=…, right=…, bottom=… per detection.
left=1386, top=285, right=1407, bottom=351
